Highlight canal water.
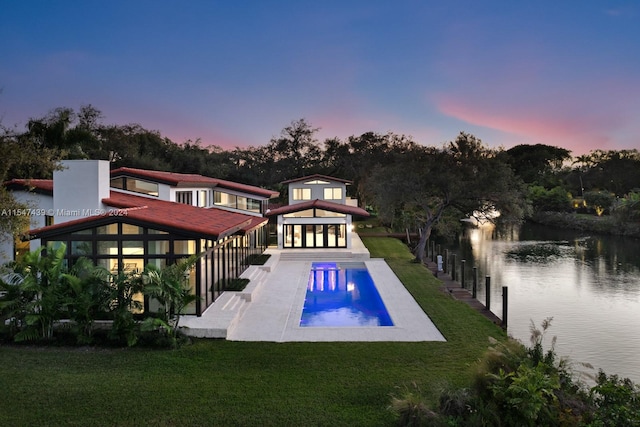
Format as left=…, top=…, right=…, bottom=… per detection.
left=443, top=222, right=640, bottom=384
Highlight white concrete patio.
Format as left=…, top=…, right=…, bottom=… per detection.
left=181, top=234, right=446, bottom=342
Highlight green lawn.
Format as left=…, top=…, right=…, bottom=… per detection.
left=0, top=237, right=505, bottom=426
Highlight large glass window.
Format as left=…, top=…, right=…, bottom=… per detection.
left=148, top=240, right=170, bottom=255
left=97, top=224, right=119, bottom=234
left=283, top=209, right=314, bottom=218
left=122, top=241, right=144, bottom=256
left=122, top=224, right=143, bottom=234
left=97, top=241, right=118, bottom=255
left=176, top=191, right=193, bottom=205
left=214, top=191, right=237, bottom=208
left=292, top=188, right=311, bottom=201
left=71, top=241, right=92, bottom=256
left=111, top=177, right=159, bottom=197
left=198, top=190, right=208, bottom=207
left=315, top=209, right=345, bottom=217
left=247, top=198, right=261, bottom=213
left=323, top=187, right=342, bottom=200
left=174, top=240, right=196, bottom=254
left=283, top=224, right=346, bottom=248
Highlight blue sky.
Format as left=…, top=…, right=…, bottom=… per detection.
left=1, top=1, right=639, bottom=155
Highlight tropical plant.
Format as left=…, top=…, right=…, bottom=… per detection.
left=108, top=271, right=143, bottom=347
left=61, top=258, right=111, bottom=344
left=0, top=245, right=68, bottom=342
left=139, top=255, right=200, bottom=346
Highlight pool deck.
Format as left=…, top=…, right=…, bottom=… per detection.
left=181, top=235, right=446, bottom=342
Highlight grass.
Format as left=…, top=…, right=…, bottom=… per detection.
left=0, top=237, right=505, bottom=426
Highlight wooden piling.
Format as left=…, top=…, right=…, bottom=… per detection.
left=485, top=276, right=491, bottom=310
left=502, top=286, right=508, bottom=329
left=461, top=260, right=466, bottom=289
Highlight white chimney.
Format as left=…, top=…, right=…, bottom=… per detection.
left=53, top=160, right=110, bottom=224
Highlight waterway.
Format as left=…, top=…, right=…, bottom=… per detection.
left=443, top=222, right=640, bottom=384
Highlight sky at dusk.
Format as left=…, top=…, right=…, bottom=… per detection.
left=1, top=1, right=639, bottom=155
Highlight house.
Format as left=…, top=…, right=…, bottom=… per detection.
left=266, top=174, right=369, bottom=249
left=2, top=160, right=279, bottom=316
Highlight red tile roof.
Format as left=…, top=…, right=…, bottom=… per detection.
left=4, top=179, right=54, bottom=194
left=111, top=167, right=279, bottom=198
left=29, top=191, right=267, bottom=239
left=280, top=174, right=352, bottom=185
left=265, top=199, right=369, bottom=217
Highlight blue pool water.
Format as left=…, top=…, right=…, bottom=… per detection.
left=300, top=262, right=394, bottom=327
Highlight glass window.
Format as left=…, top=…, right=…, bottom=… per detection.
left=47, top=241, right=65, bottom=251
left=122, top=224, right=143, bottom=234
left=97, top=241, right=119, bottom=255
left=214, top=191, right=237, bottom=208
left=71, top=229, right=93, bottom=235
left=304, top=179, right=330, bottom=184
left=110, top=177, right=125, bottom=189
left=292, top=188, right=311, bottom=200
left=45, top=215, right=54, bottom=226
left=97, top=258, right=118, bottom=273
left=97, top=224, right=119, bottom=234
left=174, top=240, right=196, bottom=254
left=176, top=191, right=193, bottom=205
left=198, top=190, right=208, bottom=207
left=148, top=240, right=170, bottom=255
left=247, top=198, right=262, bottom=213
left=237, top=196, right=247, bottom=211
left=71, top=241, right=92, bottom=256
left=284, top=209, right=314, bottom=218
left=127, top=179, right=159, bottom=197
left=315, top=209, right=346, bottom=217
left=315, top=225, right=325, bottom=248
left=323, top=187, right=342, bottom=200
left=122, top=241, right=144, bottom=256
left=148, top=228, right=168, bottom=235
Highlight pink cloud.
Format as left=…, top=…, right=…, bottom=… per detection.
left=434, top=94, right=626, bottom=154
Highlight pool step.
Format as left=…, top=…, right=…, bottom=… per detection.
left=279, top=251, right=356, bottom=261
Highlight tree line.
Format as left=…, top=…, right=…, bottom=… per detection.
left=2, top=105, right=639, bottom=260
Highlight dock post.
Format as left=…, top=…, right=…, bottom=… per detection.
left=461, top=260, right=466, bottom=289
left=444, top=249, right=448, bottom=274
left=502, top=286, right=508, bottom=330
left=485, top=276, right=491, bottom=310
left=451, top=254, right=456, bottom=281
left=472, top=267, right=477, bottom=298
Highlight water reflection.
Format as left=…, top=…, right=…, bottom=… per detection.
left=445, top=222, right=640, bottom=383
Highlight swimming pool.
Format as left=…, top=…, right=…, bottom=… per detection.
left=300, top=262, right=394, bottom=327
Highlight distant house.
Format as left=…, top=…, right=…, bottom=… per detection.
left=266, top=174, right=369, bottom=249
left=2, top=160, right=278, bottom=316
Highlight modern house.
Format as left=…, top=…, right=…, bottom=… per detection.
left=266, top=174, right=369, bottom=249
left=1, top=160, right=279, bottom=316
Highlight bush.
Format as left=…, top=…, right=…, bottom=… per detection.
left=391, top=319, right=640, bottom=426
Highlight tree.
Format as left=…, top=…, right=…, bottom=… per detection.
left=370, top=132, right=529, bottom=261
left=263, top=119, right=323, bottom=184
left=584, top=190, right=615, bottom=216
left=505, top=144, right=572, bottom=187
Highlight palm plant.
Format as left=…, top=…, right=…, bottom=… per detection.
left=62, top=258, right=112, bottom=344
left=108, top=270, right=144, bottom=347
left=140, top=255, right=200, bottom=345
left=0, top=245, right=68, bottom=342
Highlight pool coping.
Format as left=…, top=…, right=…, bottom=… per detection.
left=227, top=257, right=446, bottom=342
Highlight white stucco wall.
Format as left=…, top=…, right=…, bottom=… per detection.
left=53, top=160, right=110, bottom=224
left=288, top=180, right=347, bottom=205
